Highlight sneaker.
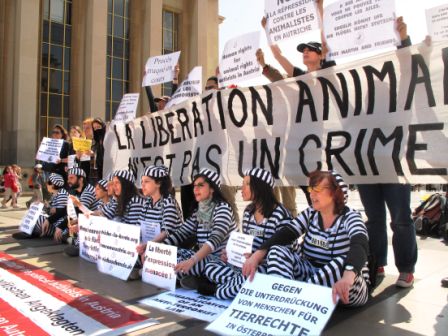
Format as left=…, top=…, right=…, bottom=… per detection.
left=12, top=232, right=32, bottom=239
left=64, top=245, right=79, bottom=257
left=180, top=275, right=200, bottom=290
left=396, top=272, right=414, bottom=288
left=377, top=266, right=385, bottom=277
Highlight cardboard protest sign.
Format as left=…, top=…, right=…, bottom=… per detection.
left=72, top=138, right=92, bottom=152
left=19, top=203, right=44, bottom=235
left=97, top=220, right=140, bottom=280
left=166, top=67, right=202, bottom=109
left=226, top=231, right=254, bottom=268
left=140, top=289, right=231, bottom=322
left=35, top=137, right=63, bottom=163
left=219, top=31, right=262, bottom=87
left=142, top=242, right=177, bottom=291
left=142, top=51, right=181, bottom=86
left=426, top=4, right=448, bottom=41
left=264, top=0, right=320, bottom=45
left=114, top=93, right=140, bottom=122
left=207, top=273, right=337, bottom=336
left=324, top=0, right=398, bottom=60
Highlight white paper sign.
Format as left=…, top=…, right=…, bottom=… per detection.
left=226, top=231, right=254, bottom=268
left=324, top=0, right=398, bottom=60
left=35, top=137, right=64, bottom=163
left=264, top=0, right=320, bottom=45
left=68, top=154, right=76, bottom=169
left=140, top=289, right=232, bottom=322
left=142, top=51, right=181, bottom=86
left=140, top=221, right=162, bottom=243
left=114, top=93, right=140, bottom=122
left=166, top=67, right=202, bottom=109
left=219, top=31, right=262, bottom=87
left=78, top=214, right=104, bottom=263
left=67, top=198, right=78, bottom=220
left=19, top=203, right=44, bottom=235
left=207, top=273, right=337, bottom=336
left=426, top=4, right=448, bottom=41
left=142, top=242, right=177, bottom=291
left=97, top=220, right=140, bottom=280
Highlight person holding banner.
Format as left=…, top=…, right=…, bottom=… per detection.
left=164, top=168, right=237, bottom=286
left=144, top=64, right=179, bottom=113
left=200, top=168, right=293, bottom=299
left=262, top=170, right=370, bottom=307
left=68, top=125, right=90, bottom=177
left=42, top=124, right=69, bottom=180
left=136, top=165, right=183, bottom=257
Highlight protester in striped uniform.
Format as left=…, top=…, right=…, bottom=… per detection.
left=164, top=168, right=237, bottom=284
left=264, top=170, right=370, bottom=307
left=199, top=168, right=293, bottom=299
left=17, top=173, right=69, bottom=240
left=136, top=165, right=182, bottom=259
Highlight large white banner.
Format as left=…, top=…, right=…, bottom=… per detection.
left=426, top=4, right=448, bottom=41
left=97, top=220, right=140, bottom=281
left=166, top=66, right=203, bottom=109
left=142, top=51, right=181, bottom=87
left=324, top=0, right=398, bottom=60
left=19, top=203, right=44, bottom=235
left=264, top=0, right=320, bottom=45
left=35, top=137, right=64, bottom=163
left=104, top=42, right=448, bottom=186
left=207, top=273, right=336, bottom=336
left=219, top=31, right=262, bottom=87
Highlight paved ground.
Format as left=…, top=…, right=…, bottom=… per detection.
left=0, top=190, right=447, bottom=335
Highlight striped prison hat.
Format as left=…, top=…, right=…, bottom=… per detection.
left=244, top=168, right=275, bottom=188
left=49, top=173, right=65, bottom=187
left=97, top=179, right=108, bottom=190
left=113, top=170, right=136, bottom=184
left=67, top=167, right=86, bottom=178
left=330, top=170, right=349, bottom=203
left=197, top=168, right=221, bottom=188
left=143, top=165, right=169, bottom=178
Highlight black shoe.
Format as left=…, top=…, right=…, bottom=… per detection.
left=197, top=278, right=217, bottom=296
left=442, top=277, right=448, bottom=288
left=12, top=232, right=32, bottom=239
left=180, top=275, right=200, bottom=290
left=64, top=245, right=79, bottom=257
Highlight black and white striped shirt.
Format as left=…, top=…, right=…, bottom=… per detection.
left=165, top=201, right=236, bottom=255
left=139, top=195, right=182, bottom=235
left=291, top=207, right=368, bottom=266
left=242, top=204, right=292, bottom=253
left=77, top=184, right=96, bottom=210
left=102, top=195, right=144, bottom=225
left=51, top=189, right=69, bottom=209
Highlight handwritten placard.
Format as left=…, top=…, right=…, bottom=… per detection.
left=142, top=51, right=181, bottom=86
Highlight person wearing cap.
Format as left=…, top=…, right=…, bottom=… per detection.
left=260, top=170, right=370, bottom=307
left=26, top=163, right=45, bottom=207
left=164, top=168, right=237, bottom=285
left=154, top=96, right=171, bottom=111
left=144, top=64, right=179, bottom=113
left=136, top=165, right=183, bottom=259
left=197, top=168, right=293, bottom=299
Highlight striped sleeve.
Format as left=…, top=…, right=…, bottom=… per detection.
left=205, top=202, right=236, bottom=252
left=123, top=196, right=145, bottom=225
left=290, top=207, right=314, bottom=236
left=162, top=196, right=182, bottom=234
left=79, top=184, right=96, bottom=209
left=101, top=198, right=117, bottom=219
left=344, top=208, right=368, bottom=239
left=164, top=212, right=198, bottom=246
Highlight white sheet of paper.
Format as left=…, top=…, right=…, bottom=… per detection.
left=140, top=221, right=161, bottom=244
left=142, top=51, right=181, bottom=86
left=226, top=231, right=254, bottom=268
left=166, top=67, right=202, bottom=109
left=426, top=4, right=448, bottom=41
left=219, top=31, right=262, bottom=87
left=142, top=242, right=177, bottom=291
left=264, top=0, right=320, bottom=45
left=67, top=198, right=78, bottom=220
left=35, top=137, right=63, bottom=163
left=114, top=93, right=140, bottom=122
left=19, top=203, right=44, bottom=235
left=324, top=0, right=398, bottom=60
left=68, top=154, right=76, bottom=169
left=78, top=214, right=105, bottom=263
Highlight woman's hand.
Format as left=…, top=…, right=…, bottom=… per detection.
left=41, top=219, right=50, bottom=237
left=242, top=250, right=266, bottom=281
left=70, top=195, right=81, bottom=207
left=69, top=224, right=79, bottom=235
left=136, top=243, right=147, bottom=255
left=54, top=228, right=63, bottom=242
left=174, top=258, right=196, bottom=275
left=220, top=249, right=228, bottom=263
left=332, top=270, right=356, bottom=304
left=49, top=207, right=56, bottom=215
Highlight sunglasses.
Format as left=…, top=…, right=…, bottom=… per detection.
left=307, top=185, right=330, bottom=193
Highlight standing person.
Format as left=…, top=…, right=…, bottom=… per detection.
left=12, top=165, right=23, bottom=203
left=144, top=64, right=179, bottom=113
left=82, top=118, right=94, bottom=180
left=164, top=168, right=237, bottom=286
left=357, top=17, right=417, bottom=288
left=68, top=125, right=90, bottom=177
left=91, top=118, right=106, bottom=182
left=264, top=170, right=370, bottom=307
left=26, top=164, right=45, bottom=207
left=1, top=166, right=18, bottom=209
left=136, top=165, right=183, bottom=257
left=200, top=168, right=293, bottom=299
left=42, top=124, right=70, bottom=180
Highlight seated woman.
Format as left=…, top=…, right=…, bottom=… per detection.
left=264, top=170, right=370, bottom=307
left=136, top=165, right=183, bottom=257
left=164, top=168, right=237, bottom=286
left=200, top=168, right=293, bottom=299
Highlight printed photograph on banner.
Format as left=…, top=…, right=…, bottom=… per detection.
left=142, top=51, right=181, bottom=86
left=19, top=203, right=44, bottom=235
left=142, top=242, right=177, bottom=291
left=324, top=0, right=398, bottom=60
left=166, top=66, right=202, bottom=109
left=114, top=93, right=140, bottom=122
left=78, top=214, right=104, bottom=263
left=226, top=231, right=254, bottom=268
left=426, top=4, right=448, bottom=41
left=97, top=220, right=140, bottom=280
left=264, top=0, right=320, bottom=45
left=72, top=137, right=92, bottom=152
left=219, top=31, right=262, bottom=87
left=35, top=137, right=64, bottom=163
left=206, top=273, right=337, bottom=336
left=140, top=289, right=232, bottom=322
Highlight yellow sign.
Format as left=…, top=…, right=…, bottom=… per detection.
left=72, top=138, right=92, bottom=152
